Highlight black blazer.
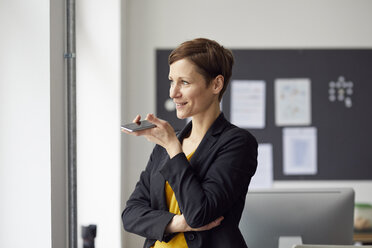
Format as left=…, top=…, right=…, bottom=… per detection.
left=122, top=113, right=258, bottom=248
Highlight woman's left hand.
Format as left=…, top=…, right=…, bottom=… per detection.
left=122, top=114, right=182, bottom=158
left=166, top=214, right=224, bottom=233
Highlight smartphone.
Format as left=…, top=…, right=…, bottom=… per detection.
left=121, top=120, right=156, bottom=132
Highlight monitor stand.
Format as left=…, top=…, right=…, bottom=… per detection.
left=278, top=236, right=303, bottom=248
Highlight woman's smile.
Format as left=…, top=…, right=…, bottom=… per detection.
left=174, top=101, right=188, bottom=109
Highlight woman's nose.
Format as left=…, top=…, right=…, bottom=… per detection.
left=169, top=84, right=181, bottom=99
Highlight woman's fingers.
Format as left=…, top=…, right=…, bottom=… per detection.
left=166, top=214, right=224, bottom=233
left=213, top=216, right=224, bottom=226
left=146, top=113, right=166, bottom=126
left=132, top=115, right=141, bottom=123
left=205, top=216, right=224, bottom=230
left=146, top=114, right=161, bottom=126
left=190, top=216, right=224, bottom=232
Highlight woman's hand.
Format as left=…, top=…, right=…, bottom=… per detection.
left=166, top=214, right=224, bottom=233
left=122, top=114, right=182, bottom=158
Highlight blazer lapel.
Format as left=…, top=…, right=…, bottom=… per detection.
left=189, top=113, right=228, bottom=167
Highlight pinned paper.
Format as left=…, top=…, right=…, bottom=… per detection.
left=231, top=80, right=266, bottom=129
left=249, top=143, right=273, bottom=189
left=275, top=78, right=311, bottom=126
left=283, top=127, right=317, bottom=175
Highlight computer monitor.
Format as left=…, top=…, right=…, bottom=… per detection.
left=239, top=188, right=355, bottom=248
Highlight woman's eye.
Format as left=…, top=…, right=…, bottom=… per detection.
left=169, top=80, right=175, bottom=86
left=182, top=81, right=189, bottom=85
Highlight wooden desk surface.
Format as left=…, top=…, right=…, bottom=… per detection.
left=354, top=232, right=372, bottom=243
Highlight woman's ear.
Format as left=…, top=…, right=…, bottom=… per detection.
left=212, top=75, right=224, bottom=95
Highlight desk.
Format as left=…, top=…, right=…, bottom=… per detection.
left=354, top=232, right=372, bottom=243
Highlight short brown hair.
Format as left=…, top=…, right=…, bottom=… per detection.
left=168, top=38, right=234, bottom=101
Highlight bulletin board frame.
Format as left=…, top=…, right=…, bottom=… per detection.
left=156, top=49, right=372, bottom=180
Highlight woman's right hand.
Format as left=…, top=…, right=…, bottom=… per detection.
left=166, top=214, right=224, bottom=233
left=122, top=114, right=182, bottom=158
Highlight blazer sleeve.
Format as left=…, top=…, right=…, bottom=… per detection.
left=121, top=147, right=176, bottom=242
left=159, top=128, right=258, bottom=228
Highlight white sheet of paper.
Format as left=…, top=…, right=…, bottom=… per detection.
left=283, top=127, right=317, bottom=175
left=249, top=143, right=273, bottom=190
left=275, top=78, right=311, bottom=126
left=231, top=80, right=266, bottom=129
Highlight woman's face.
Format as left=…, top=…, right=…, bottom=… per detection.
left=168, top=58, right=218, bottom=120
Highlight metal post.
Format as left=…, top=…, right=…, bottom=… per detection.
left=65, top=0, right=77, bottom=247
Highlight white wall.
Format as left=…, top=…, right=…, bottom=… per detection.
left=122, top=0, right=372, bottom=247
left=76, top=0, right=121, bottom=247
left=0, top=0, right=51, bottom=247
left=1, top=0, right=121, bottom=246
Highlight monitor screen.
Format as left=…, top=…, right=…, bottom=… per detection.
left=239, top=188, right=355, bottom=248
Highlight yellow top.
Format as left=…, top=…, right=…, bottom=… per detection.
left=152, top=151, right=195, bottom=248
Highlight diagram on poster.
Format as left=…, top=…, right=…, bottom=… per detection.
left=275, top=78, right=311, bottom=126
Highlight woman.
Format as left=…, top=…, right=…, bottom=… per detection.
left=122, top=38, right=257, bottom=248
